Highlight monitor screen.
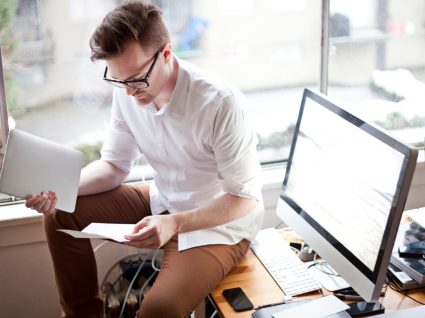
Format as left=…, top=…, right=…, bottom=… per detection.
left=277, top=88, right=418, bottom=301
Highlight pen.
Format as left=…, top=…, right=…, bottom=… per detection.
left=336, top=290, right=358, bottom=296
left=256, top=301, right=287, bottom=309
left=335, top=291, right=385, bottom=298
left=334, top=294, right=364, bottom=301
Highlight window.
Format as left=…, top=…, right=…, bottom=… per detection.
left=327, top=0, right=425, bottom=146
left=0, top=0, right=423, bottom=189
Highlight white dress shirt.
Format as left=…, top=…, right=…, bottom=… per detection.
left=101, top=56, right=264, bottom=251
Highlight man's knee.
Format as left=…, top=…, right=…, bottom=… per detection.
left=43, top=210, right=79, bottom=237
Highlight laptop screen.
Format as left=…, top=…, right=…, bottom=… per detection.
left=0, top=48, right=10, bottom=155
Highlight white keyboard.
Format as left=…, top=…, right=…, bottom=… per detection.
left=251, top=228, right=321, bottom=296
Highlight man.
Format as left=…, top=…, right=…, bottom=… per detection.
left=25, top=1, right=264, bottom=317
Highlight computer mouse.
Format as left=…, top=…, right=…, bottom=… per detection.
left=298, top=244, right=315, bottom=262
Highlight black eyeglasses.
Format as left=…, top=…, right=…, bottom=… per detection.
left=103, top=51, right=160, bottom=89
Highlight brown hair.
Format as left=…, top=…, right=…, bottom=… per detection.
left=89, top=0, right=170, bottom=61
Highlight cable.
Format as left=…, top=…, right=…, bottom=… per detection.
left=274, top=221, right=286, bottom=229
left=150, top=249, right=161, bottom=272
left=141, top=167, right=146, bottom=184
left=382, top=278, right=389, bottom=296
left=206, top=295, right=219, bottom=318
left=138, top=269, right=158, bottom=305
left=118, top=257, right=148, bottom=318
left=102, top=248, right=162, bottom=317
left=137, top=248, right=163, bottom=306
left=102, top=252, right=145, bottom=288
left=209, top=310, right=218, bottom=318
left=386, top=276, right=425, bottom=305
left=93, top=240, right=109, bottom=254
left=103, top=255, right=132, bottom=288
left=307, top=258, right=341, bottom=277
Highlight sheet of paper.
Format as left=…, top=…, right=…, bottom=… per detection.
left=272, top=295, right=349, bottom=318
left=405, top=208, right=425, bottom=229
left=58, top=223, right=135, bottom=242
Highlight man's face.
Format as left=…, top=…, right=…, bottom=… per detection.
left=106, top=41, right=163, bottom=106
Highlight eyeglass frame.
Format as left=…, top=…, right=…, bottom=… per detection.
left=103, top=51, right=160, bottom=89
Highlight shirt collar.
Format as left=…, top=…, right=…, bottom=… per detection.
left=165, top=55, right=189, bottom=116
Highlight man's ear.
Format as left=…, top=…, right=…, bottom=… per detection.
left=162, top=43, right=172, bottom=61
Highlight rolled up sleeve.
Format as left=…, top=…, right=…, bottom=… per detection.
left=100, top=91, right=141, bottom=173
left=213, top=94, right=263, bottom=201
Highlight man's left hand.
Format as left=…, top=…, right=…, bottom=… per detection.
left=124, top=214, right=178, bottom=249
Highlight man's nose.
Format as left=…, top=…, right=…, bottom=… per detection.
left=125, top=85, right=138, bottom=96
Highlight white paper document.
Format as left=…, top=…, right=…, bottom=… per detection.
left=59, top=223, right=136, bottom=242
left=272, top=295, right=349, bottom=318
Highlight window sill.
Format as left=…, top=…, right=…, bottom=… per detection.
left=0, top=164, right=286, bottom=228
left=0, top=202, right=40, bottom=228
left=0, top=152, right=423, bottom=228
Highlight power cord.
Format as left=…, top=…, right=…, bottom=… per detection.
left=100, top=249, right=161, bottom=317
left=150, top=249, right=161, bottom=272
left=137, top=269, right=158, bottom=305
left=307, top=256, right=341, bottom=277
left=118, top=256, right=147, bottom=318
left=93, top=238, right=163, bottom=316
left=126, top=248, right=162, bottom=308
left=387, top=276, right=425, bottom=305
left=93, top=240, right=109, bottom=254
left=274, top=221, right=286, bottom=229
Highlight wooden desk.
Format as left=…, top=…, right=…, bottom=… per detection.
left=210, top=249, right=425, bottom=318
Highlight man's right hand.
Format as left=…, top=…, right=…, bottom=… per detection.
left=25, top=191, right=58, bottom=215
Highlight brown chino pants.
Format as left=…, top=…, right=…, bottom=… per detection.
left=43, top=183, right=250, bottom=318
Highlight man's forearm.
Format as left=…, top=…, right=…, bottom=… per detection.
left=78, top=160, right=128, bottom=196
left=171, top=194, right=258, bottom=234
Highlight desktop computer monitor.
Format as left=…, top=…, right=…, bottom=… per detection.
left=276, top=88, right=418, bottom=302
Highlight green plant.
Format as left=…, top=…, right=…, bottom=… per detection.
left=374, top=112, right=425, bottom=130
left=0, top=0, right=19, bottom=112
left=74, top=141, right=103, bottom=167
left=257, top=124, right=296, bottom=151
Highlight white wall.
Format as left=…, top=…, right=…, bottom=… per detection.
left=0, top=217, right=60, bottom=317
left=0, top=161, right=424, bottom=317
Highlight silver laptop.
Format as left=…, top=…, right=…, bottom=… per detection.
left=0, top=128, right=83, bottom=212
left=0, top=49, right=82, bottom=212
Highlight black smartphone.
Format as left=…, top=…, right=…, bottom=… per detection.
left=346, top=301, right=384, bottom=317
left=222, top=287, right=254, bottom=312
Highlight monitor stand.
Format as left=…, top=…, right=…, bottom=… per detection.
left=307, top=261, right=350, bottom=292
left=347, top=301, right=385, bottom=317
left=308, top=263, right=386, bottom=317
